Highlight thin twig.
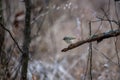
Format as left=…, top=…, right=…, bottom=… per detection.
left=0, top=23, right=24, bottom=54
left=84, top=50, right=90, bottom=80
left=114, top=37, right=120, bottom=64
left=114, top=1, right=120, bottom=24
left=89, top=21, right=93, bottom=80
left=96, top=17, right=119, bottom=25
left=101, top=8, right=113, bottom=30
left=93, top=46, right=117, bottom=65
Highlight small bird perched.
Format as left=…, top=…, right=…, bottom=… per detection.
left=63, top=36, right=76, bottom=44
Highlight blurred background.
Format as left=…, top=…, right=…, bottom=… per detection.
left=1, top=0, right=120, bottom=80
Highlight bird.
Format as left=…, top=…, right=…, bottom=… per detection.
left=63, top=36, right=76, bottom=44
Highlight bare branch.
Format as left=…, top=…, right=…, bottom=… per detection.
left=61, top=29, right=120, bottom=52
left=0, top=23, right=24, bottom=54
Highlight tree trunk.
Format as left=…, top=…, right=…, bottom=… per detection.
left=0, top=0, right=6, bottom=79
left=21, top=0, right=31, bottom=80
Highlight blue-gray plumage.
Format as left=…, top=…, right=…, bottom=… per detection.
left=63, top=36, right=76, bottom=44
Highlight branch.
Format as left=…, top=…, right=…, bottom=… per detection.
left=61, top=29, right=120, bottom=52
left=0, top=23, right=24, bottom=54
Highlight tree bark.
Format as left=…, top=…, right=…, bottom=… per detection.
left=0, top=0, right=5, bottom=61
left=21, top=0, right=31, bottom=80
left=0, top=0, right=6, bottom=79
